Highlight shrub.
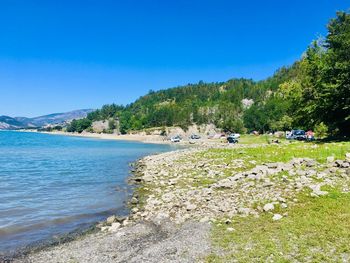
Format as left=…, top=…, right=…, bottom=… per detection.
left=314, top=122, right=328, bottom=139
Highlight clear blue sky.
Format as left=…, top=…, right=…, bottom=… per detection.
left=0, top=0, right=348, bottom=117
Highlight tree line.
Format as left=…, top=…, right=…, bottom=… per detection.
left=67, top=11, right=349, bottom=137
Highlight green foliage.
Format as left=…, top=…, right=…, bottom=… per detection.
left=66, top=118, right=92, bottom=133
left=108, top=119, right=116, bottom=130
left=64, top=11, right=350, bottom=137
left=314, top=122, right=329, bottom=139
left=279, top=11, right=350, bottom=136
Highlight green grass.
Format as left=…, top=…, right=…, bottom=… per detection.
left=207, top=187, right=350, bottom=262
left=238, top=134, right=277, bottom=145
left=200, top=141, right=350, bottom=167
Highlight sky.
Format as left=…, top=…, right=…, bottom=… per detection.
left=0, top=0, right=348, bottom=117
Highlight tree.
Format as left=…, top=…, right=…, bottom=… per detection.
left=314, top=122, right=328, bottom=139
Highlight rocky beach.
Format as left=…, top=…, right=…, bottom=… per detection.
left=11, top=139, right=350, bottom=262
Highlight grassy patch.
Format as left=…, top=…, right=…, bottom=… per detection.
left=208, top=187, right=350, bottom=262
left=200, top=142, right=350, bottom=167
left=238, top=134, right=275, bottom=145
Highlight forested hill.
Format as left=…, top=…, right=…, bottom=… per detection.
left=68, top=11, right=349, bottom=137
left=71, top=67, right=297, bottom=134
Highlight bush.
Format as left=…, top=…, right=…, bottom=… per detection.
left=314, top=122, right=328, bottom=139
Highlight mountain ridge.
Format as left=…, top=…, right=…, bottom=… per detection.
left=0, top=109, right=94, bottom=130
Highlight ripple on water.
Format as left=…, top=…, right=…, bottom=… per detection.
left=0, top=131, right=175, bottom=254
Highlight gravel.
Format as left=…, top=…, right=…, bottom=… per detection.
left=15, top=220, right=211, bottom=263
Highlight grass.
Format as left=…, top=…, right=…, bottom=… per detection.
left=203, top=141, right=350, bottom=262
left=200, top=141, right=350, bottom=167
left=207, top=187, right=350, bottom=262
left=132, top=138, right=350, bottom=262
left=238, top=134, right=277, bottom=145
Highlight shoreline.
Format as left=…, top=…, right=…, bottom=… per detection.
left=1, top=133, right=191, bottom=262
left=15, top=129, right=228, bottom=147
left=12, top=146, right=212, bottom=263
left=10, top=141, right=350, bottom=262
left=17, top=130, right=173, bottom=145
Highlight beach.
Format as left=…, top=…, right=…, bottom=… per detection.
left=7, top=136, right=350, bottom=262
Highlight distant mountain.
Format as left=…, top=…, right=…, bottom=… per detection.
left=0, top=109, right=94, bottom=130
left=0, top=116, right=26, bottom=130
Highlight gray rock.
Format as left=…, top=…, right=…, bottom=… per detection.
left=109, top=222, right=121, bottom=232
left=186, top=203, right=197, bottom=211
left=335, top=160, right=344, bottom=167
left=327, top=156, right=335, bottom=163
left=237, top=207, right=251, bottom=215
left=130, top=197, right=139, bottom=205
left=272, top=214, right=283, bottom=221
left=106, top=215, right=116, bottom=225
left=266, top=163, right=279, bottom=169
left=346, top=168, right=350, bottom=176
left=341, top=162, right=350, bottom=168
left=306, top=160, right=317, bottom=167
left=263, top=203, right=275, bottom=212
left=346, top=153, right=350, bottom=161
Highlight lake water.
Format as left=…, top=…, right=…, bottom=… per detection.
left=0, top=131, right=174, bottom=254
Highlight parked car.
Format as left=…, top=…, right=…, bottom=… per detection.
left=190, top=134, right=201, bottom=140
left=229, top=133, right=240, bottom=139
left=227, top=134, right=239, bottom=144
left=287, top=130, right=306, bottom=140
left=170, top=135, right=181, bottom=143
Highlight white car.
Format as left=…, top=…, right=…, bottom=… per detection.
left=170, top=136, right=181, bottom=143
left=229, top=133, right=240, bottom=139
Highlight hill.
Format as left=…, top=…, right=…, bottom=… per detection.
left=67, top=11, right=350, bottom=137
left=0, top=109, right=94, bottom=130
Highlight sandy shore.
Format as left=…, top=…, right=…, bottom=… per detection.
left=35, top=130, right=227, bottom=147
left=37, top=131, right=172, bottom=144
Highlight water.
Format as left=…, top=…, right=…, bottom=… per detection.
left=0, top=131, right=174, bottom=253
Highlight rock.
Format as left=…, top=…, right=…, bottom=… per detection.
left=327, top=156, right=335, bottom=163
left=346, top=153, right=350, bottom=161
left=309, top=184, right=328, bottom=197
left=272, top=214, right=283, bottom=221
left=335, top=160, right=344, bottom=167
left=225, top=219, right=232, bottom=224
left=100, top=226, right=109, bottom=232
left=346, top=168, right=350, bottom=176
left=263, top=203, right=275, bottom=212
left=130, top=197, right=139, bottom=205
left=106, top=215, right=116, bottom=225
left=329, top=167, right=338, bottom=173
left=306, top=159, right=317, bottom=167
left=341, top=162, right=350, bottom=168
left=237, top=207, right=251, bottom=215
left=186, top=203, right=197, bottom=211
left=281, top=203, right=288, bottom=209
left=227, top=227, right=235, bottom=232
left=266, top=163, right=278, bottom=169
left=277, top=197, right=286, bottom=203
left=109, top=222, right=121, bottom=232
